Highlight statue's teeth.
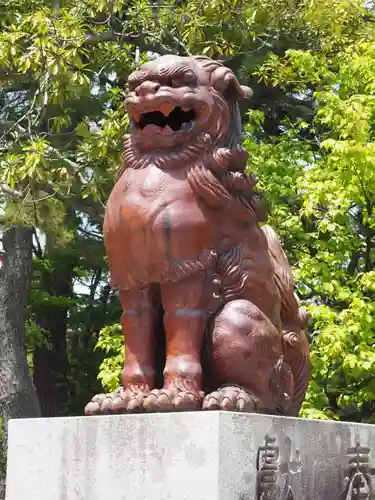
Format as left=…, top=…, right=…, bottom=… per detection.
left=162, top=125, right=174, bottom=135
left=129, top=108, right=141, bottom=121
left=159, top=103, right=175, bottom=117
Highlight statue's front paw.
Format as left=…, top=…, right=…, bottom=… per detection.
left=84, top=387, right=147, bottom=415
left=202, top=386, right=259, bottom=412
left=143, top=388, right=204, bottom=412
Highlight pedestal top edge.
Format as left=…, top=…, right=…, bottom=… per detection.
left=7, top=411, right=374, bottom=429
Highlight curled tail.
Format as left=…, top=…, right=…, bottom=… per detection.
left=262, top=224, right=310, bottom=416
left=261, top=224, right=308, bottom=329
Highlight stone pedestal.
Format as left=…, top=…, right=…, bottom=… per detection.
left=5, top=411, right=375, bottom=499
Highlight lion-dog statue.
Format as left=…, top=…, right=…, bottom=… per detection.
left=85, top=55, right=310, bottom=416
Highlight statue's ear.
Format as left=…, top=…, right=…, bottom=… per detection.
left=210, top=67, right=253, bottom=101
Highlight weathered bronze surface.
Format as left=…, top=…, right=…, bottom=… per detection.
left=85, top=55, right=310, bottom=416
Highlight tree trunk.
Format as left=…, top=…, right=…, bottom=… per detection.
left=33, top=238, right=75, bottom=417
left=0, top=226, right=41, bottom=498
left=33, top=276, right=72, bottom=417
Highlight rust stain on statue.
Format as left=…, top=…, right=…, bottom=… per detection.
left=85, top=54, right=310, bottom=416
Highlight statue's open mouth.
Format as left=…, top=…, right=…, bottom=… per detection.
left=129, top=104, right=196, bottom=136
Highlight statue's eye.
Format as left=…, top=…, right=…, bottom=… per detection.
left=171, top=72, right=196, bottom=88
left=184, top=71, right=196, bottom=84
left=171, top=79, right=183, bottom=88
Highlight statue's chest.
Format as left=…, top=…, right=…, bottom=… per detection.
left=105, top=164, right=215, bottom=275
left=110, top=165, right=204, bottom=234
left=137, top=166, right=167, bottom=199
left=124, top=165, right=187, bottom=203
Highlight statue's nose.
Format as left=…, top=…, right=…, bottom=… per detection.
left=135, top=81, right=161, bottom=96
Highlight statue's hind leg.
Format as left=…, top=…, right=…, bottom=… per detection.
left=203, top=299, right=294, bottom=414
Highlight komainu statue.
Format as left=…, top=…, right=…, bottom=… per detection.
left=85, top=55, right=310, bottom=417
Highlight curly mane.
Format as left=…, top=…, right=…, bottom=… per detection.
left=186, top=56, right=266, bottom=225
left=191, top=56, right=243, bottom=149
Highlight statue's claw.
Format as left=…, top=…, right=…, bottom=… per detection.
left=202, top=386, right=259, bottom=413
left=84, top=387, right=146, bottom=415
left=84, top=401, right=101, bottom=415
left=229, top=145, right=249, bottom=171
left=143, top=388, right=204, bottom=412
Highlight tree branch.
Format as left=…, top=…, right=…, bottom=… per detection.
left=90, top=267, right=102, bottom=299
left=36, top=183, right=105, bottom=221
left=84, top=31, right=172, bottom=55
left=32, top=227, right=44, bottom=259
left=169, top=34, right=191, bottom=56
left=0, top=119, right=86, bottom=183
left=0, top=184, right=22, bottom=200
left=0, top=120, right=15, bottom=132
left=1, top=176, right=104, bottom=223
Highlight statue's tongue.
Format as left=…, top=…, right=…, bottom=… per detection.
left=142, top=124, right=174, bottom=136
